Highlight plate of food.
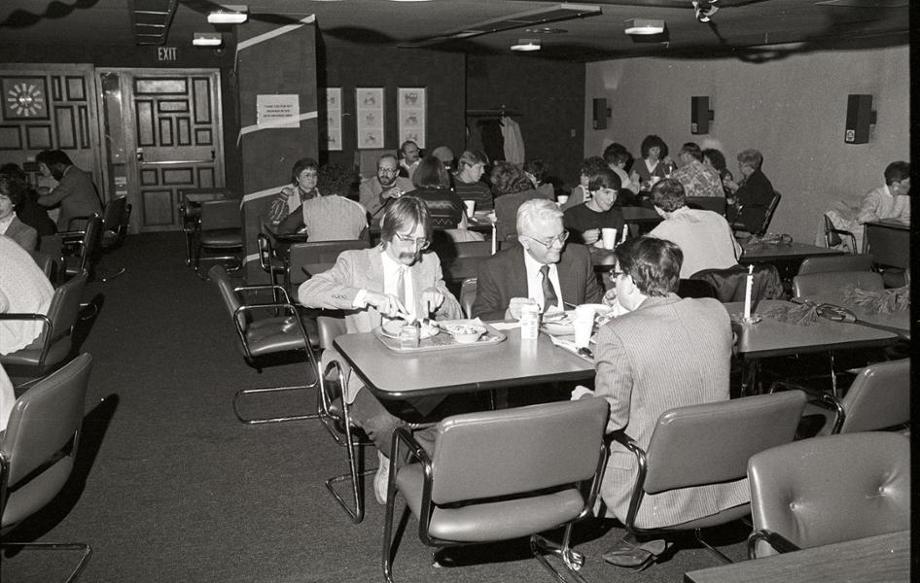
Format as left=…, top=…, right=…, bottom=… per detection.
left=541, top=310, right=574, bottom=336
left=379, top=318, right=439, bottom=339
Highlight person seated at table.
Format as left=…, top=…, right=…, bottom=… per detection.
left=857, top=160, right=910, bottom=225
left=359, top=153, right=413, bottom=220
left=563, top=167, right=626, bottom=248
left=398, top=140, right=421, bottom=180
left=491, top=161, right=553, bottom=242
left=647, top=179, right=740, bottom=278
left=266, top=158, right=321, bottom=225
left=1, top=163, right=56, bottom=237
left=724, top=148, right=774, bottom=233
left=631, top=134, right=672, bottom=192
left=602, top=143, right=638, bottom=203
left=1, top=234, right=54, bottom=356
left=277, top=163, right=367, bottom=241
left=453, top=150, right=494, bottom=212
left=405, top=155, right=465, bottom=229
left=430, top=145, right=456, bottom=175
left=297, top=196, right=463, bottom=505
left=35, top=149, right=103, bottom=231
left=571, top=236, right=746, bottom=569
left=702, top=148, right=734, bottom=196
left=0, top=181, right=37, bottom=251
left=560, top=156, right=608, bottom=212
left=670, top=142, right=724, bottom=199
left=524, top=159, right=555, bottom=201
left=472, top=198, right=603, bottom=321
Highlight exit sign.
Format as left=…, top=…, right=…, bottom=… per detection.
left=157, top=47, right=178, bottom=61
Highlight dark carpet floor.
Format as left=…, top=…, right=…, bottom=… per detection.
left=2, top=232, right=751, bottom=582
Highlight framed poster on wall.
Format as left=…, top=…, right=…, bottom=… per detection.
left=397, top=87, right=426, bottom=149
left=355, top=87, right=384, bottom=150
left=324, top=87, right=342, bottom=151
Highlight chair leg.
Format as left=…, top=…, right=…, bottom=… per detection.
left=232, top=383, right=320, bottom=425
left=693, top=528, right=734, bottom=564
left=531, top=524, right=590, bottom=583
left=2, top=541, right=92, bottom=583
left=325, top=411, right=376, bottom=523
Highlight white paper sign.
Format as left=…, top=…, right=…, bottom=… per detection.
left=256, top=94, right=300, bottom=128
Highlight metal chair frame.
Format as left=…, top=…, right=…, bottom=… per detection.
left=195, top=199, right=243, bottom=278
left=57, top=214, right=102, bottom=281
left=823, top=214, right=858, bottom=254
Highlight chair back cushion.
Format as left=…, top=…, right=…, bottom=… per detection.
left=792, top=270, right=883, bottom=297
left=429, top=398, right=608, bottom=505
left=288, top=240, right=370, bottom=286
left=28, top=250, right=57, bottom=280
left=316, top=315, right=347, bottom=351
left=643, top=391, right=806, bottom=493
left=797, top=254, right=874, bottom=275
left=209, top=265, right=243, bottom=330
left=34, top=272, right=88, bottom=349
left=199, top=199, right=241, bottom=231
left=841, top=359, right=910, bottom=433
left=685, top=196, right=726, bottom=215
left=690, top=263, right=783, bottom=303
left=1, top=353, right=92, bottom=527
left=101, top=196, right=129, bottom=247
left=748, top=432, right=910, bottom=555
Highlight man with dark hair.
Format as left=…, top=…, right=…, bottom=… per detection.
left=298, top=196, right=462, bottom=505
left=670, top=142, right=724, bottom=198
left=572, top=236, right=746, bottom=568
left=647, top=179, right=740, bottom=278
left=35, top=149, right=102, bottom=230
left=359, top=153, right=413, bottom=219
left=563, top=167, right=626, bottom=247
left=725, top=148, right=774, bottom=233
left=857, top=160, right=910, bottom=224
left=602, top=142, right=637, bottom=200
left=398, top=140, right=421, bottom=180
left=453, top=150, right=493, bottom=211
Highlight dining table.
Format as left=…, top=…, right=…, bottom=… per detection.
left=333, top=324, right=594, bottom=401
left=725, top=299, right=900, bottom=395
left=684, top=530, right=909, bottom=583
left=794, top=293, right=910, bottom=340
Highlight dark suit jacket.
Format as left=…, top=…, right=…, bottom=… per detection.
left=41, top=166, right=102, bottom=230
left=471, top=242, right=603, bottom=321
left=730, top=169, right=774, bottom=233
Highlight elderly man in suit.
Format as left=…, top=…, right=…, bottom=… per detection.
left=472, top=198, right=603, bottom=321
left=298, top=196, right=462, bottom=505
left=574, top=236, right=747, bottom=569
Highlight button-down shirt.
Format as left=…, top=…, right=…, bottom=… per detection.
left=523, top=248, right=563, bottom=312
left=672, top=160, right=724, bottom=198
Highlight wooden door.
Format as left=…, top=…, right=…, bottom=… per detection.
left=98, top=69, right=225, bottom=232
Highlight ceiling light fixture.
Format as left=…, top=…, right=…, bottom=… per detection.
left=193, top=32, right=223, bottom=47
left=692, top=0, right=719, bottom=23
left=510, top=39, right=541, bottom=52
left=624, top=18, right=665, bottom=36
left=207, top=5, right=248, bottom=24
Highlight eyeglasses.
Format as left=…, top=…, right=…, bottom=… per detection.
left=393, top=231, right=430, bottom=250
left=525, top=230, right=569, bottom=248
left=608, top=269, right=627, bottom=282
left=378, top=167, right=398, bottom=174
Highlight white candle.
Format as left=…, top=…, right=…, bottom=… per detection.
left=743, top=264, right=754, bottom=321
left=491, top=224, right=497, bottom=255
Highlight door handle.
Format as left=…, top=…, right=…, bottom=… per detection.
left=136, top=150, right=144, bottom=161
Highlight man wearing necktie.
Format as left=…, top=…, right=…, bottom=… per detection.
left=472, top=198, right=603, bottom=321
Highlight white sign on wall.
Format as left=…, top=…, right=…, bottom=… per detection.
left=256, top=94, right=300, bottom=129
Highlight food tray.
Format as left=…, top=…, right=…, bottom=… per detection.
left=373, top=320, right=506, bottom=353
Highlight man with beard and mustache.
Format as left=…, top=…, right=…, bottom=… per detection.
left=359, top=153, right=414, bottom=220
left=298, top=196, right=462, bottom=504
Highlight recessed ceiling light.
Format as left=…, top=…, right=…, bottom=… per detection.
left=193, top=32, right=223, bottom=46
left=524, top=27, right=567, bottom=35
left=624, top=18, right=665, bottom=36
left=510, top=39, right=541, bottom=52
left=207, top=5, right=248, bottom=24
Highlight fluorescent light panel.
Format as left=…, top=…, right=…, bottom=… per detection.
left=193, top=32, right=223, bottom=46
left=511, top=39, right=541, bottom=52
left=207, top=5, right=248, bottom=24
left=624, top=18, right=665, bottom=35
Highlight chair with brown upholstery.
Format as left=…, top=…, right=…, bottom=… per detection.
left=690, top=263, right=784, bottom=303
left=383, top=398, right=610, bottom=583
left=792, top=270, right=883, bottom=297
left=747, top=432, right=910, bottom=559
left=438, top=240, right=492, bottom=283
left=1, top=353, right=93, bottom=582
left=195, top=199, right=243, bottom=277
left=610, top=391, right=806, bottom=565
left=0, top=272, right=88, bottom=383
left=314, top=314, right=378, bottom=523
left=286, top=239, right=369, bottom=297
left=209, top=265, right=319, bottom=425
left=797, top=253, right=874, bottom=275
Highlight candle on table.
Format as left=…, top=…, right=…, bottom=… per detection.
left=743, top=264, right=754, bottom=321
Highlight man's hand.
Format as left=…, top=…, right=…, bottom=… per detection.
left=582, top=228, right=601, bottom=245
left=570, top=385, right=594, bottom=400
left=420, top=287, right=445, bottom=315
left=381, top=186, right=403, bottom=200
left=364, top=291, right=407, bottom=318
left=507, top=297, right=536, bottom=320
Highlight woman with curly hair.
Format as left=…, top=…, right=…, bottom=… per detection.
left=491, top=161, right=551, bottom=241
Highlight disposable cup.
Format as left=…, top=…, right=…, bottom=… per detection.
left=573, top=305, right=596, bottom=348
left=556, top=195, right=569, bottom=206
left=601, top=228, right=617, bottom=250
left=463, top=200, right=476, bottom=218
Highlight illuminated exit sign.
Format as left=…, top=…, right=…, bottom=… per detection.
left=157, top=47, right=178, bottom=61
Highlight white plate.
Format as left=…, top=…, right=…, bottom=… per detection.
left=380, top=319, right=439, bottom=339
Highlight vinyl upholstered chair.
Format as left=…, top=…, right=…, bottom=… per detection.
left=747, top=432, right=910, bottom=559
left=383, top=398, right=610, bottom=583
left=609, top=391, right=806, bottom=565
left=209, top=265, right=319, bottom=425
left=792, top=270, right=883, bottom=297
left=57, top=214, right=102, bottom=281
left=0, top=272, right=88, bottom=382
left=195, top=199, right=243, bottom=277
left=689, top=263, right=783, bottom=303
left=285, top=239, right=369, bottom=296
left=1, top=353, right=93, bottom=582
left=796, top=253, right=874, bottom=275
left=314, top=314, right=378, bottom=524
left=822, top=213, right=858, bottom=254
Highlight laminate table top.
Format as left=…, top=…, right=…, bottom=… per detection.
left=333, top=326, right=594, bottom=400
left=684, top=530, right=910, bottom=583
left=739, top=241, right=843, bottom=263
left=796, top=294, right=910, bottom=339
left=725, top=300, right=899, bottom=359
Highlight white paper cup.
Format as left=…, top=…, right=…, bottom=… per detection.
left=556, top=195, right=569, bottom=206
left=463, top=200, right=476, bottom=218
left=573, top=305, right=596, bottom=348
left=601, top=228, right=617, bottom=250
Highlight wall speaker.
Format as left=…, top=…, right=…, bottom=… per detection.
left=844, top=94, right=876, bottom=144
left=690, top=96, right=714, bottom=134
left=593, top=98, right=609, bottom=130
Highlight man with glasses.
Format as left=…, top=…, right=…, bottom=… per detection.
left=359, top=153, right=413, bottom=219
left=298, top=196, right=462, bottom=505
left=571, top=237, right=744, bottom=569
left=472, top=198, right=603, bottom=321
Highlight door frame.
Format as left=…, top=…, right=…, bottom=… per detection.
left=94, top=67, right=226, bottom=232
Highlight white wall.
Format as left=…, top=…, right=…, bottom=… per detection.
left=585, top=44, right=909, bottom=243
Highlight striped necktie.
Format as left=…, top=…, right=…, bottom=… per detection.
left=540, top=264, right=558, bottom=313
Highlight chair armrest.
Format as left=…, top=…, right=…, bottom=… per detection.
left=66, top=214, right=92, bottom=230
left=0, top=313, right=54, bottom=365
left=747, top=529, right=801, bottom=559
left=768, top=379, right=824, bottom=398
left=610, top=432, right=648, bottom=532
left=235, top=283, right=292, bottom=304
